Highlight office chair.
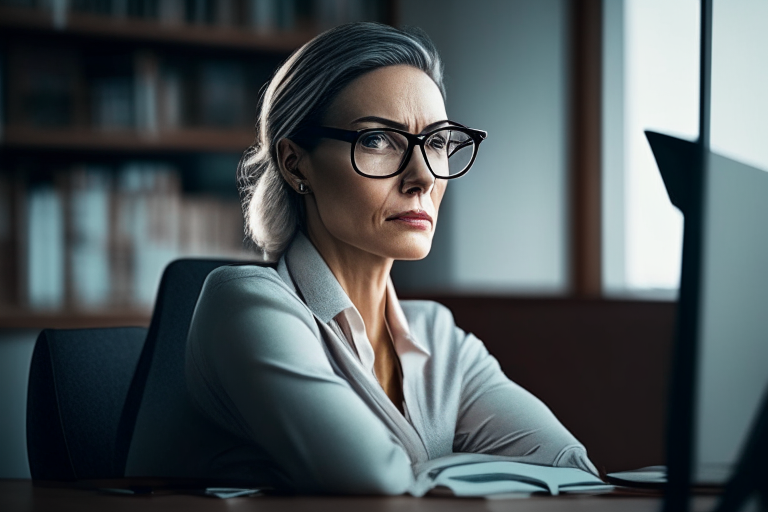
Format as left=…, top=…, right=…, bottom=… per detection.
left=119, top=258, right=263, bottom=477
left=26, top=326, right=148, bottom=480
left=26, top=257, right=254, bottom=481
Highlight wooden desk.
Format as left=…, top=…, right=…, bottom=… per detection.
left=0, top=480, right=719, bottom=512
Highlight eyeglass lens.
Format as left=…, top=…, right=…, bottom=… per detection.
left=354, top=129, right=475, bottom=177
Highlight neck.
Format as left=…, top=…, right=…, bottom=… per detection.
left=304, top=220, right=393, bottom=346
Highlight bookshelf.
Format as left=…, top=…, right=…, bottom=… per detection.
left=3, top=126, right=255, bottom=153
left=0, top=0, right=397, bottom=330
left=0, top=4, right=317, bottom=52
left=0, top=308, right=152, bottom=329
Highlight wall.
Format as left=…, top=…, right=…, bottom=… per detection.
left=392, top=0, right=570, bottom=294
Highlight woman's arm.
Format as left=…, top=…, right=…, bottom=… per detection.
left=452, top=324, right=598, bottom=476
left=186, top=271, right=414, bottom=494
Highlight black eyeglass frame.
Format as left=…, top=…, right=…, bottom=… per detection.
left=292, top=122, right=488, bottom=180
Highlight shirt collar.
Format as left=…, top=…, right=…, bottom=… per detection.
left=385, top=275, right=431, bottom=357
left=280, top=230, right=354, bottom=324
left=279, top=230, right=431, bottom=357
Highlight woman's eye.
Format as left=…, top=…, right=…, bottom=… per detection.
left=360, top=133, right=390, bottom=149
left=428, top=135, right=447, bottom=150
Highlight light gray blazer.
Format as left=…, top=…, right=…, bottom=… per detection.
left=128, top=230, right=595, bottom=494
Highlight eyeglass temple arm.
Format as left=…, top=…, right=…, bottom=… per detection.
left=293, top=126, right=358, bottom=143
left=315, top=126, right=358, bottom=143
left=445, top=128, right=486, bottom=155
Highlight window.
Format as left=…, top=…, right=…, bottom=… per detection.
left=603, top=0, right=700, bottom=296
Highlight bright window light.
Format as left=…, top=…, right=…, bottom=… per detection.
left=622, top=0, right=700, bottom=292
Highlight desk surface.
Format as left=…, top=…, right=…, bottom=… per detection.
left=0, top=480, right=720, bottom=512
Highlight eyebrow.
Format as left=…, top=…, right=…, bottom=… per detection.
left=350, top=116, right=454, bottom=134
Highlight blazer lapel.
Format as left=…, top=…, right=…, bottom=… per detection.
left=275, top=231, right=430, bottom=464
left=313, top=318, right=430, bottom=464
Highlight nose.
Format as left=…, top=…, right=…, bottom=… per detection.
left=399, top=146, right=435, bottom=196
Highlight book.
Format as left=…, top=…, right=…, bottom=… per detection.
left=213, top=0, right=235, bottom=28
left=137, top=165, right=181, bottom=306
left=276, top=0, right=295, bottom=31
left=114, top=162, right=181, bottom=308
left=248, top=0, right=277, bottom=33
left=198, top=60, right=246, bottom=127
left=214, top=199, right=247, bottom=257
left=178, top=195, right=216, bottom=257
left=91, top=75, right=134, bottom=130
left=409, top=453, right=613, bottom=498
left=158, top=0, right=185, bottom=25
left=157, top=63, right=183, bottom=131
left=7, top=44, right=81, bottom=128
left=68, top=166, right=112, bottom=309
left=134, top=51, right=160, bottom=135
left=6, top=158, right=246, bottom=311
left=26, top=183, right=66, bottom=310
left=185, top=0, right=212, bottom=25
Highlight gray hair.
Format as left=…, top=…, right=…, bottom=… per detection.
left=237, top=21, right=445, bottom=261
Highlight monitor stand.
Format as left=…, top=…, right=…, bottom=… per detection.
left=715, top=388, right=768, bottom=512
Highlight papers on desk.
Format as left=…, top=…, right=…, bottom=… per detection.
left=410, top=453, right=614, bottom=498
left=96, top=486, right=267, bottom=498
left=203, top=487, right=264, bottom=499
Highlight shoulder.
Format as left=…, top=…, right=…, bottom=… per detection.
left=193, top=264, right=315, bottom=334
left=203, top=264, right=284, bottom=293
left=201, top=264, right=298, bottom=306
left=188, top=263, right=326, bottom=382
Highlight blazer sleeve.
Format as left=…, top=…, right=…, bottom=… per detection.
left=451, top=321, right=598, bottom=476
left=185, top=271, right=414, bottom=494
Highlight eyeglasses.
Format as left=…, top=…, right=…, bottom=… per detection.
left=292, top=123, right=487, bottom=179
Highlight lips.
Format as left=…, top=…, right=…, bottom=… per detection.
left=386, top=210, right=433, bottom=224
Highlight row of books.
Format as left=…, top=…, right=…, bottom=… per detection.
left=5, top=44, right=270, bottom=132
left=0, top=163, right=252, bottom=311
left=1, top=0, right=388, bottom=32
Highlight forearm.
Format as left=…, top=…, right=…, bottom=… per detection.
left=454, top=332, right=598, bottom=475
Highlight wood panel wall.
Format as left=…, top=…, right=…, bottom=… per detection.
left=407, top=296, right=677, bottom=473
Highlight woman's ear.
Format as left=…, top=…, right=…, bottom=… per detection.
left=276, top=138, right=308, bottom=193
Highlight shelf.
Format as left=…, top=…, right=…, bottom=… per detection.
left=0, top=309, right=151, bottom=330
left=0, top=5, right=316, bottom=53
left=1, top=126, right=255, bottom=153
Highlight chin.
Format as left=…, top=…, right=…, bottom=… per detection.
left=386, top=235, right=433, bottom=260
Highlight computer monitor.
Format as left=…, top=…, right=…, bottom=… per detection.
left=645, top=1, right=768, bottom=506
left=647, top=131, right=768, bottom=487
left=695, top=148, right=768, bottom=481
left=613, top=2, right=767, bottom=509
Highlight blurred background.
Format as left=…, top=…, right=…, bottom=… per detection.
left=1, top=0, right=763, bottom=482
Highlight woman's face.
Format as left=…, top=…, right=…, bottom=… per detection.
left=295, top=64, right=449, bottom=261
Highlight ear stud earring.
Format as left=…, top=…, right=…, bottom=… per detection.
left=298, top=182, right=310, bottom=194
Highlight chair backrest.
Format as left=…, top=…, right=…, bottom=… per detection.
left=26, top=326, right=147, bottom=480
left=120, top=258, right=263, bottom=477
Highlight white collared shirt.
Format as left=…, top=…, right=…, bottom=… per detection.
left=329, top=277, right=425, bottom=412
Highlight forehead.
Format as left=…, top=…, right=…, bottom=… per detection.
left=324, top=65, right=447, bottom=129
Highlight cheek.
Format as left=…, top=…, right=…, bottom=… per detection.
left=310, top=149, right=390, bottom=229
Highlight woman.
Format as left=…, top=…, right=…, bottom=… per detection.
left=185, top=22, right=596, bottom=494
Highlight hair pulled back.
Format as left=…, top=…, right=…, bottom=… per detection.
left=237, top=21, right=445, bottom=261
